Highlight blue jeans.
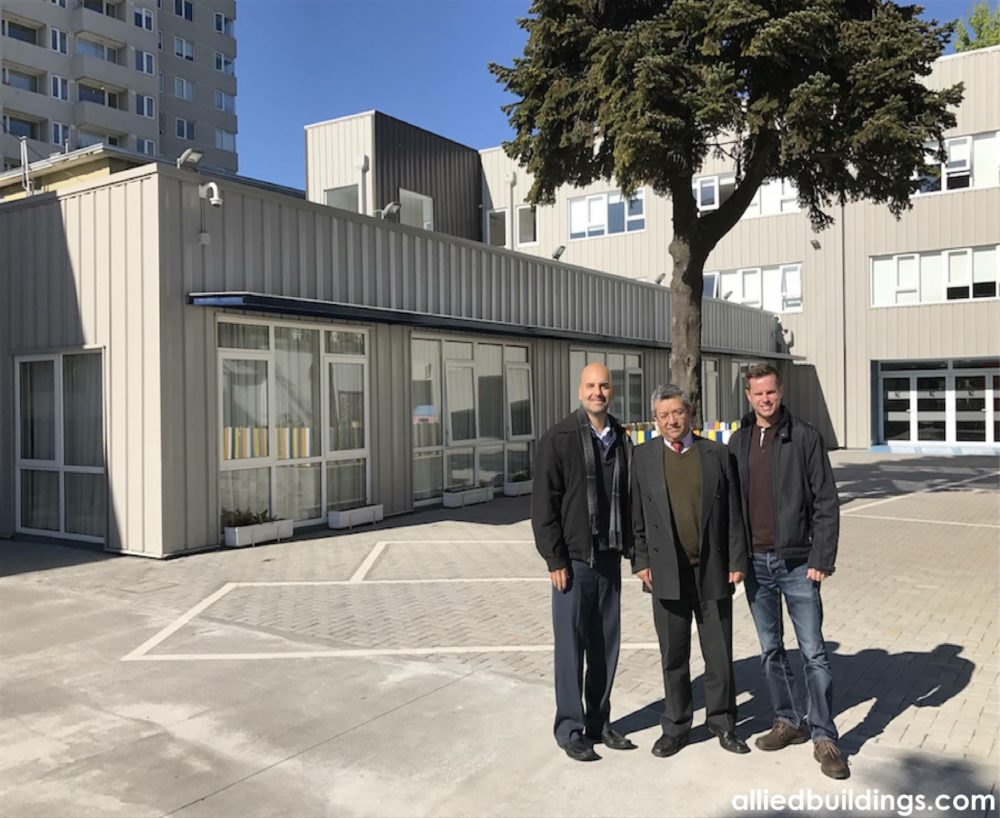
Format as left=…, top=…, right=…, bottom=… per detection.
left=745, top=553, right=837, bottom=742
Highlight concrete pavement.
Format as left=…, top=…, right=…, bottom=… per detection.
left=1, top=452, right=997, bottom=817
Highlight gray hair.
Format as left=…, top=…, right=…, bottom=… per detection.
left=650, top=383, right=693, bottom=415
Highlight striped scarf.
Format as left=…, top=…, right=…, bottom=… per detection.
left=577, top=408, right=629, bottom=554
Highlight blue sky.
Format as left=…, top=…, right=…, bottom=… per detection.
left=235, top=0, right=975, bottom=190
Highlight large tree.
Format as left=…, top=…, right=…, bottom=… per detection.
left=956, top=0, right=1000, bottom=50
left=491, top=0, right=962, bottom=422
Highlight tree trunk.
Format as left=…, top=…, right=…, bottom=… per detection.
left=668, top=232, right=709, bottom=427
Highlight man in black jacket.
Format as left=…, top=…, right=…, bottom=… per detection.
left=531, top=362, right=636, bottom=762
left=729, top=363, right=849, bottom=780
left=632, top=384, right=750, bottom=758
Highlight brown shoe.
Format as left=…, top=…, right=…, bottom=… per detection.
left=814, top=739, right=850, bottom=779
left=754, top=720, right=809, bottom=751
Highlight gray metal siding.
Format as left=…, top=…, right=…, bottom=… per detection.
left=371, top=324, right=412, bottom=515
left=373, top=112, right=483, bottom=242
left=0, top=170, right=164, bottom=552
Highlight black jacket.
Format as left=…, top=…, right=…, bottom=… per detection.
left=728, top=408, right=840, bottom=573
left=631, top=436, right=748, bottom=601
left=531, top=411, right=632, bottom=571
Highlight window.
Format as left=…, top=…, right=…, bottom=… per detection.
left=51, top=122, right=70, bottom=146
left=568, top=189, right=644, bottom=239
left=324, top=184, right=359, bottom=213
left=517, top=204, right=537, bottom=245
left=174, top=36, right=193, bottom=60
left=16, top=353, right=106, bottom=541
left=713, top=262, right=803, bottom=313
left=51, top=75, right=69, bottom=100
left=215, top=128, right=236, bottom=152
left=219, top=320, right=371, bottom=526
left=568, top=348, right=643, bottom=423
left=50, top=27, right=67, bottom=53
left=76, top=38, right=120, bottom=63
left=174, top=76, right=194, bottom=100
left=136, top=94, right=154, bottom=118
left=215, top=52, right=235, bottom=75
left=412, top=339, right=534, bottom=502
left=917, top=136, right=974, bottom=193
left=779, top=179, right=798, bottom=212
left=3, top=116, right=38, bottom=141
left=214, top=12, right=234, bottom=36
left=174, top=0, right=193, bottom=21
left=693, top=174, right=738, bottom=213
left=78, top=83, right=120, bottom=108
left=214, top=89, right=235, bottom=114
left=135, top=49, right=154, bottom=74
left=83, top=0, right=120, bottom=16
left=871, top=245, right=999, bottom=306
left=4, top=20, right=38, bottom=45
left=3, top=68, right=39, bottom=93
left=702, top=358, right=721, bottom=425
left=487, top=209, right=506, bottom=247
left=399, top=188, right=433, bottom=230
left=51, top=0, right=68, bottom=6
left=134, top=7, right=154, bottom=30
left=176, top=118, right=194, bottom=140
left=136, top=137, right=155, bottom=156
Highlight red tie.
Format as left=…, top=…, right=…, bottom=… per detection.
left=671, top=441, right=683, bottom=454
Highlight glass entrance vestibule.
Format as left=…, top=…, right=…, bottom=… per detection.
left=878, top=359, right=1000, bottom=447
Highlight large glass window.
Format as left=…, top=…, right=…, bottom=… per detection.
left=219, top=321, right=371, bottom=529
left=16, top=353, right=105, bottom=541
left=412, top=339, right=534, bottom=502
left=566, top=348, right=643, bottom=424
left=569, top=189, right=644, bottom=239
left=713, top=262, right=803, bottom=313
left=871, top=245, right=999, bottom=307
left=487, top=210, right=507, bottom=247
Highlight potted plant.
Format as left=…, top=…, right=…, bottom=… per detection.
left=328, top=503, right=384, bottom=530
left=503, top=468, right=533, bottom=497
left=221, top=508, right=294, bottom=548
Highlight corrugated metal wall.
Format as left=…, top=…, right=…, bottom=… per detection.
left=0, top=169, right=164, bottom=552
left=373, top=112, right=483, bottom=242
left=304, top=113, right=375, bottom=215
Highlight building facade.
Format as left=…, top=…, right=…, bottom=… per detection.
left=308, top=47, right=1000, bottom=453
left=0, top=156, right=785, bottom=556
left=1, top=0, right=237, bottom=173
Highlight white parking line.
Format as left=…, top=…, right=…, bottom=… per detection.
left=349, top=541, right=387, bottom=583
left=842, top=470, right=999, bottom=515
left=846, top=514, right=999, bottom=529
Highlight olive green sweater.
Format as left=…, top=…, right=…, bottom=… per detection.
left=663, top=445, right=702, bottom=567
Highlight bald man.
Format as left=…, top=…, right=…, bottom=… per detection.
left=531, top=363, right=636, bottom=762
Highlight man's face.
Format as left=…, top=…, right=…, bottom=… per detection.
left=654, top=397, right=691, bottom=442
left=745, top=374, right=784, bottom=422
left=578, top=364, right=613, bottom=418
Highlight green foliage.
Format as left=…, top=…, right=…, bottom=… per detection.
left=955, top=0, right=1000, bottom=50
left=221, top=508, right=277, bottom=528
left=490, top=0, right=963, bottom=232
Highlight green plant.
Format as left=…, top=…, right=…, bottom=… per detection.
left=511, top=469, right=532, bottom=483
left=221, top=507, right=278, bottom=528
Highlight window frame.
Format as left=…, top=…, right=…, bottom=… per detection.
left=136, top=94, right=155, bottom=118
left=14, top=350, right=106, bottom=544
left=135, top=48, right=154, bottom=75
left=568, top=188, right=646, bottom=241
left=174, top=76, right=194, bottom=101
left=215, top=128, right=236, bottom=153
left=486, top=208, right=507, bottom=247
left=50, top=74, right=69, bottom=100
left=175, top=117, right=194, bottom=141
left=173, top=35, right=194, bottom=61
left=50, top=27, right=68, bottom=54
left=173, top=0, right=193, bottom=21
left=136, top=136, right=156, bottom=156
left=51, top=121, right=70, bottom=146
left=134, top=7, right=154, bottom=30
left=215, top=51, right=235, bottom=75
left=516, top=203, right=538, bottom=246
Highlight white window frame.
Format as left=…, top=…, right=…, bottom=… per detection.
left=893, top=254, right=920, bottom=303
left=739, top=267, right=762, bottom=308
left=50, top=74, right=69, bottom=101
left=174, top=36, right=193, bottom=61
left=215, top=128, right=236, bottom=152
left=505, top=363, right=534, bottom=441
left=779, top=179, right=798, bottom=212
left=136, top=137, right=155, bottom=156
left=51, top=121, right=70, bottom=146
left=135, top=49, right=154, bottom=75
left=175, top=117, right=194, bottom=141
left=516, top=204, right=538, bottom=246
left=174, top=76, right=194, bottom=101
left=217, top=317, right=372, bottom=528
left=134, top=7, right=154, bottom=30
left=15, top=351, right=106, bottom=544
left=694, top=176, right=720, bottom=212
left=779, top=264, right=803, bottom=312
left=214, top=11, right=234, bottom=36
left=486, top=208, right=507, bottom=248
left=50, top=27, right=68, bottom=54
left=215, top=51, right=235, bottom=75
left=136, top=94, right=154, bottom=118
left=945, top=248, right=972, bottom=300
left=568, top=188, right=646, bottom=240
left=703, top=271, right=720, bottom=299
left=214, top=89, right=235, bottom=114
left=174, top=0, right=193, bottom=20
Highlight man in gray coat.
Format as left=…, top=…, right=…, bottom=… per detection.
left=632, top=384, right=750, bottom=758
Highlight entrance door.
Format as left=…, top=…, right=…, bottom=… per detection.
left=954, top=374, right=986, bottom=442
left=915, top=375, right=947, bottom=441
left=881, top=377, right=912, bottom=441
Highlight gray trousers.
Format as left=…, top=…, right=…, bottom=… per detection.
left=551, top=551, right=622, bottom=745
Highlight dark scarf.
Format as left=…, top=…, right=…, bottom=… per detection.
left=576, top=408, right=629, bottom=553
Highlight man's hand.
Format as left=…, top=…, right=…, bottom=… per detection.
left=729, top=571, right=745, bottom=584
left=550, top=567, right=570, bottom=592
left=636, top=568, right=652, bottom=590
left=807, top=568, right=828, bottom=582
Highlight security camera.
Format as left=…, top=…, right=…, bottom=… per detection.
left=199, top=181, right=223, bottom=208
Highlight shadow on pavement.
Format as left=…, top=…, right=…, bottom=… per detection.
left=0, top=537, right=116, bottom=578
left=833, top=455, right=998, bottom=505
left=614, top=642, right=975, bottom=761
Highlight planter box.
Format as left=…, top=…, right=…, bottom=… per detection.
left=503, top=479, right=533, bottom=497
left=223, top=518, right=294, bottom=548
left=442, top=486, right=495, bottom=508
left=328, top=504, right=384, bottom=530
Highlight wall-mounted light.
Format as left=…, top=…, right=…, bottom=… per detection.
left=175, top=147, right=204, bottom=170
left=552, top=245, right=566, bottom=260
left=380, top=201, right=401, bottom=220
left=654, top=273, right=666, bottom=285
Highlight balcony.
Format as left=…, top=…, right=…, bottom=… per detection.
left=0, top=84, right=52, bottom=120
left=73, top=99, right=135, bottom=134
left=71, top=53, right=155, bottom=94
left=0, top=34, right=61, bottom=69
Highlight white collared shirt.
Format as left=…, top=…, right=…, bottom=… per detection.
left=591, top=422, right=614, bottom=451
left=662, top=430, right=695, bottom=454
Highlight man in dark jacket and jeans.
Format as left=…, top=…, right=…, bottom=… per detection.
left=531, top=362, right=636, bottom=762
left=729, top=363, right=849, bottom=780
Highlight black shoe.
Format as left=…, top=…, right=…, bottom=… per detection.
left=708, top=726, right=751, bottom=755
left=593, top=728, right=637, bottom=750
left=560, top=738, right=600, bottom=762
left=651, top=733, right=688, bottom=757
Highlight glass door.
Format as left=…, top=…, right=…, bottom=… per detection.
left=881, top=377, right=912, bottom=441
left=915, top=375, right=947, bottom=441
left=954, top=375, right=986, bottom=442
